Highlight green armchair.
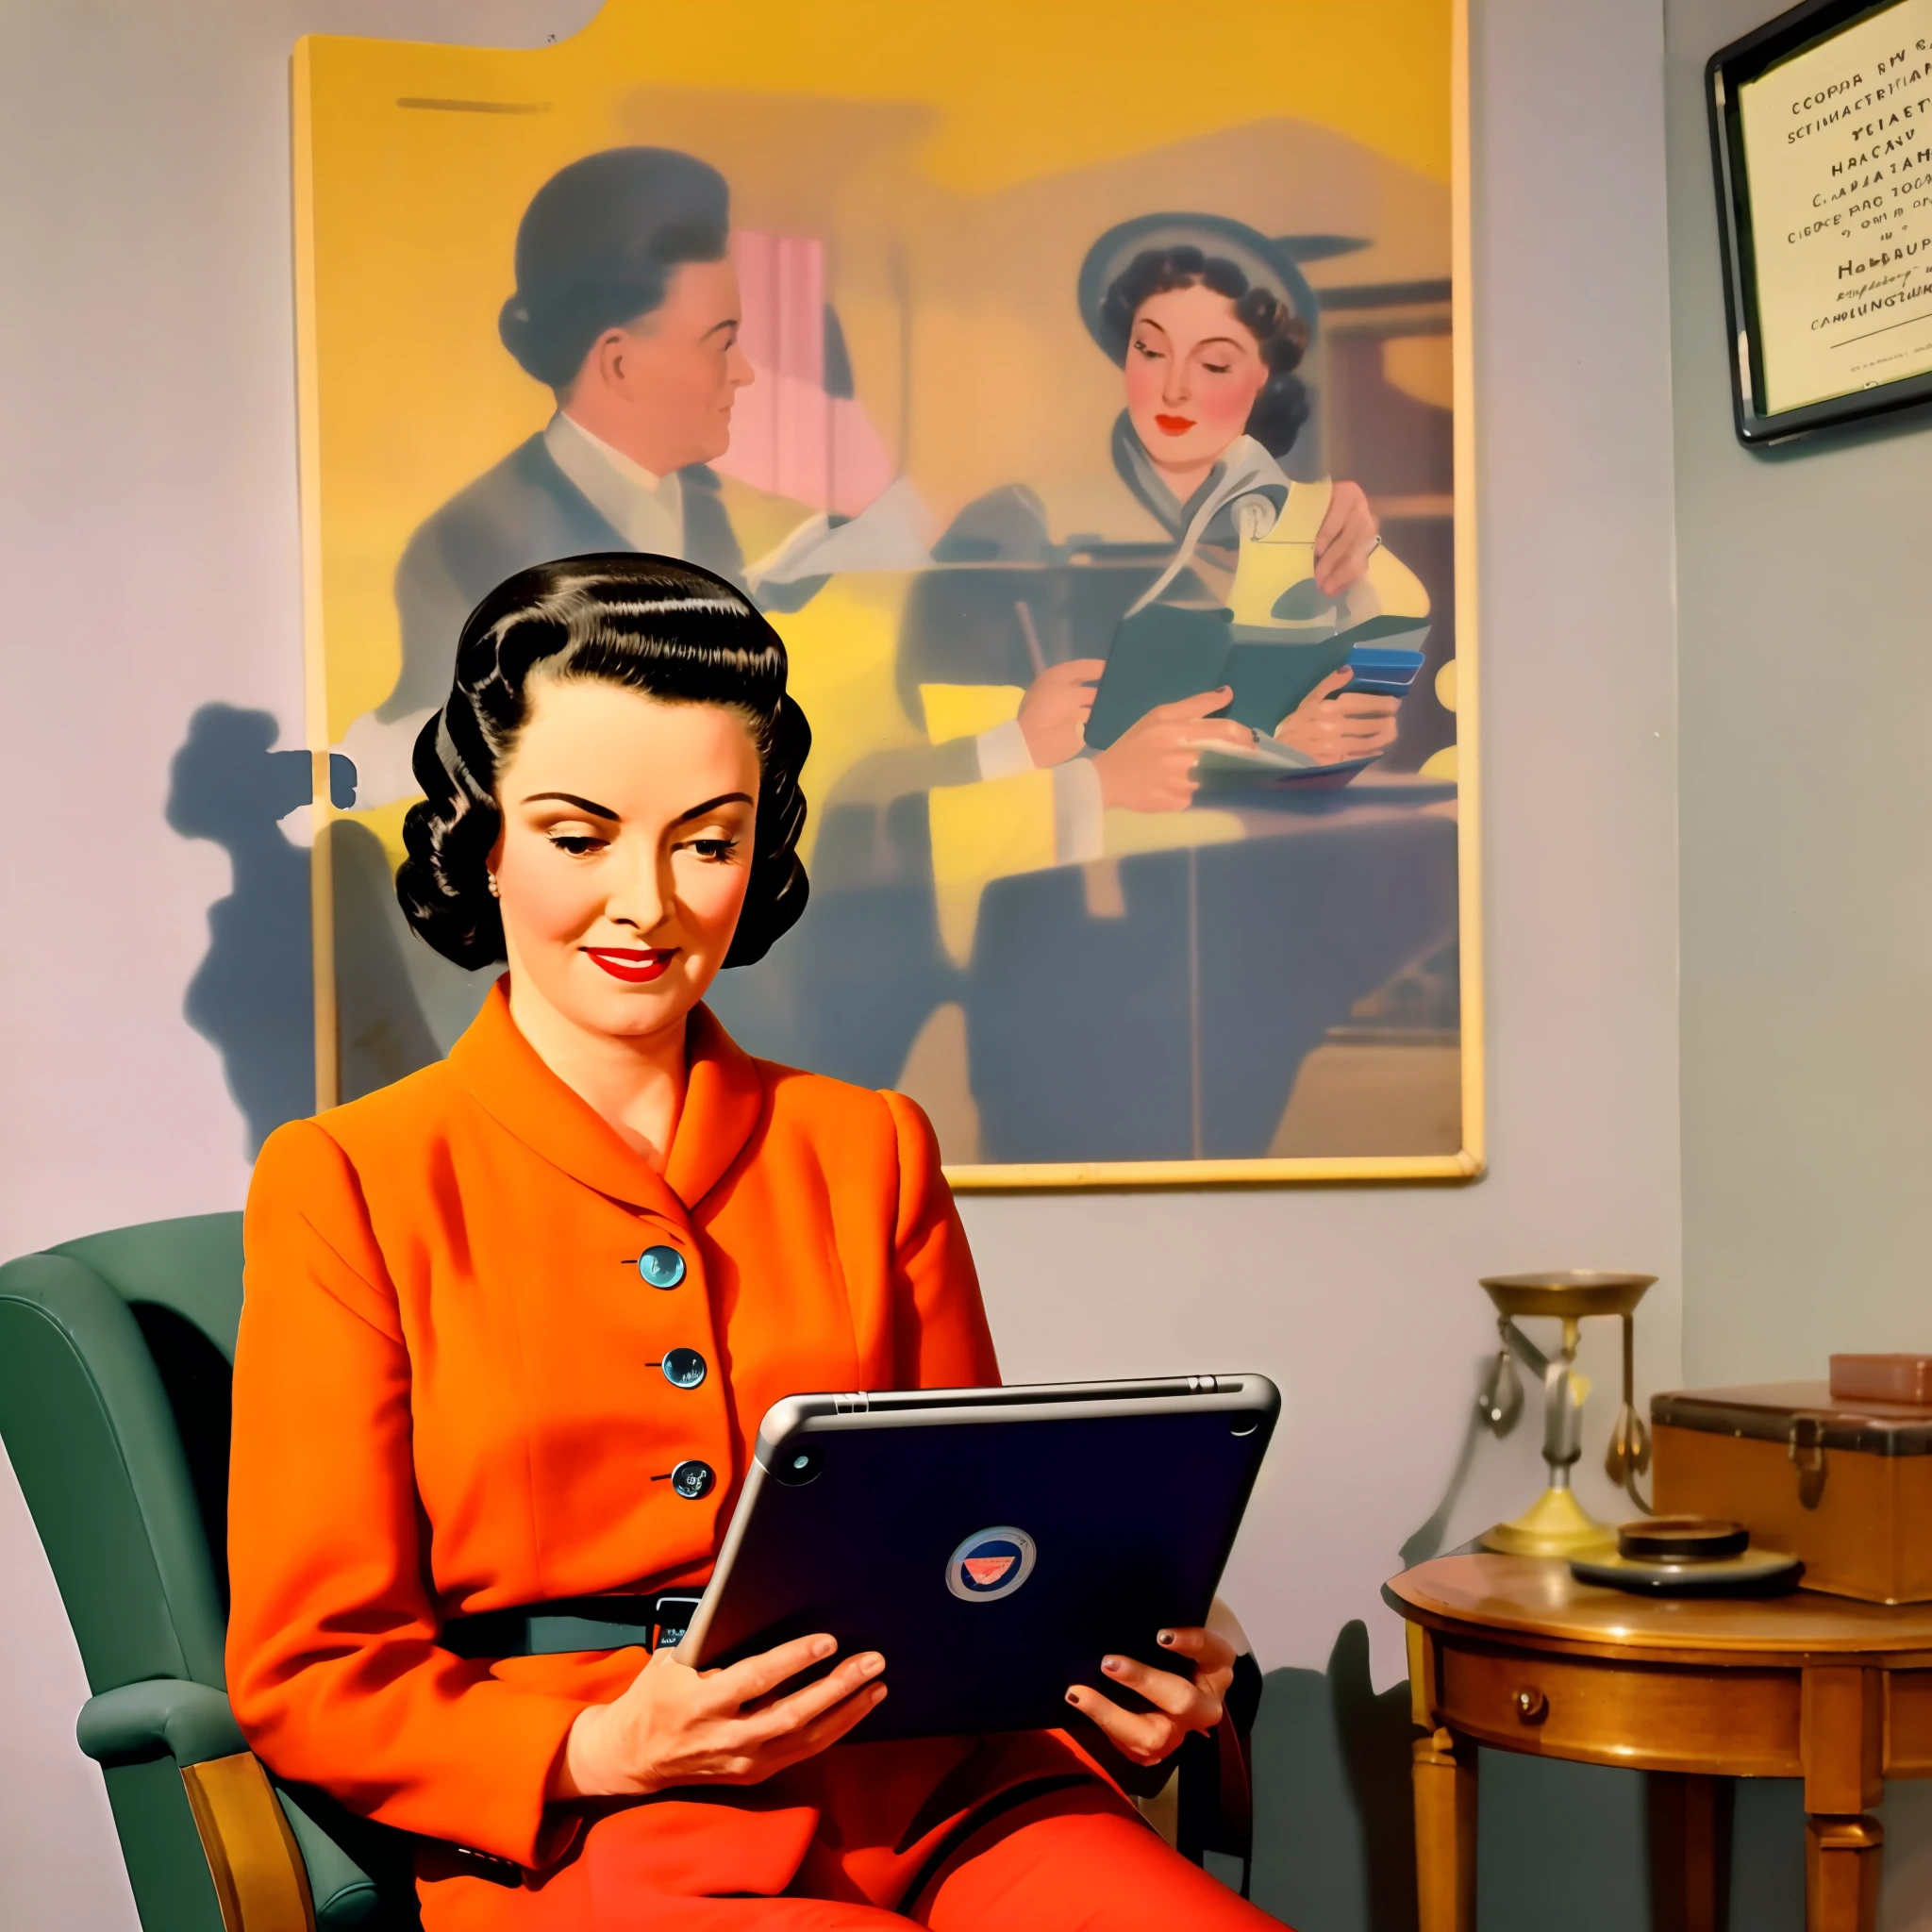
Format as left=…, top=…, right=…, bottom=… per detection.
left=0, top=1212, right=1258, bottom=1929
left=0, top=1213, right=415, bottom=1931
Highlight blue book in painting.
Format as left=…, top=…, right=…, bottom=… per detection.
left=1340, top=615, right=1430, bottom=696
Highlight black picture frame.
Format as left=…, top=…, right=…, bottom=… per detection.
left=1709, top=0, right=1932, bottom=444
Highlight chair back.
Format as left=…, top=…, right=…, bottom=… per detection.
left=1, top=1212, right=417, bottom=1930
left=0, top=1212, right=242, bottom=1696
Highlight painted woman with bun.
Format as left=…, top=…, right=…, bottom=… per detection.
left=225, top=554, right=1281, bottom=1929
left=1004, top=218, right=1427, bottom=825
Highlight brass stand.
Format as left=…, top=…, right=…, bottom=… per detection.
left=1476, top=1272, right=1655, bottom=1558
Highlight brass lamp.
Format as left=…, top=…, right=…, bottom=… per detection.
left=1476, top=1272, right=1657, bottom=1558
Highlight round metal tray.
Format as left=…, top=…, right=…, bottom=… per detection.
left=1570, top=1547, right=1804, bottom=1597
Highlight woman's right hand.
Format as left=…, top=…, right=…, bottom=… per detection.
left=1091, top=687, right=1252, bottom=812
left=1017, top=658, right=1108, bottom=768
left=549, top=1634, right=886, bottom=1801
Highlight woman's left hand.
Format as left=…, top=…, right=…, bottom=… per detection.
left=1312, top=481, right=1381, bottom=596
left=1275, top=668, right=1401, bottom=765
left=1065, top=1625, right=1237, bottom=1766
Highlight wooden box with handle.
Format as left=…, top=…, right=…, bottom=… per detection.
left=1651, top=1382, right=1932, bottom=1604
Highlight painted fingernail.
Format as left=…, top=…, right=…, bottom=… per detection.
left=1102, top=1657, right=1124, bottom=1674
left=1158, top=1630, right=1176, bottom=1646
left=1066, top=1690, right=1081, bottom=1706
left=812, top=1636, right=837, bottom=1659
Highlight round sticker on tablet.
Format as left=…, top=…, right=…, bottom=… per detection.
left=946, top=1526, right=1037, bottom=1603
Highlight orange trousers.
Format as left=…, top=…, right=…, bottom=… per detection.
left=418, top=1736, right=1286, bottom=1931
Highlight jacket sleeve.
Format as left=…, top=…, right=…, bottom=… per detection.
left=225, top=1121, right=584, bottom=1869
left=880, top=1091, right=1000, bottom=1390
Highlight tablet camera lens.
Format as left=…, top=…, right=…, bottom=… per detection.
left=774, top=1443, right=824, bottom=1486
left=1230, top=1414, right=1260, bottom=1438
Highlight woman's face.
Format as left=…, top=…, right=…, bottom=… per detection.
left=1122, top=280, right=1270, bottom=474
left=488, top=676, right=761, bottom=1045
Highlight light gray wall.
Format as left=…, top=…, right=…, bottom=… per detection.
left=1669, top=0, right=1932, bottom=1391
left=0, top=2, right=1684, bottom=1926
left=1667, top=2, right=1932, bottom=1926
left=0, top=6, right=601, bottom=1927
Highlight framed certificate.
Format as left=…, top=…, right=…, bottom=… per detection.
left=1710, top=0, right=1932, bottom=442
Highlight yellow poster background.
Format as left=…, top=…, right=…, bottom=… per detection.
left=295, top=0, right=1480, bottom=1184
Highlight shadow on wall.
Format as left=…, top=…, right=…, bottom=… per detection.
left=1241, top=1361, right=1657, bottom=1932
left=165, top=705, right=353, bottom=1156
left=328, top=817, right=446, bottom=1102
left=1250, top=1621, right=1418, bottom=1930
left=1247, top=1624, right=1653, bottom=1932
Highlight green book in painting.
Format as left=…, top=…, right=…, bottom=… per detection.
left=1083, top=604, right=1434, bottom=753
left=1084, top=605, right=1356, bottom=749
left=1218, top=628, right=1354, bottom=733
left=1082, top=605, right=1239, bottom=751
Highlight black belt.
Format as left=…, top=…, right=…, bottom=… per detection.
left=441, top=1592, right=703, bottom=1659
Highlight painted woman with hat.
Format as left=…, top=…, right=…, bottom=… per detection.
left=976, top=214, right=1426, bottom=840
left=1088, top=215, right=1367, bottom=608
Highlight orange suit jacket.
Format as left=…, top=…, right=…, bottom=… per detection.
left=225, top=981, right=1000, bottom=1874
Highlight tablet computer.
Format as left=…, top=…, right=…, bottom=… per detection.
left=676, top=1374, right=1279, bottom=1741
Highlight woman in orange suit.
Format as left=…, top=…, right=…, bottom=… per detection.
left=227, top=554, right=1285, bottom=1930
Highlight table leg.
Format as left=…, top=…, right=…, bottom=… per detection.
left=1801, top=1666, right=1884, bottom=1932
left=1646, top=1773, right=1731, bottom=1932
left=1805, top=1815, right=1882, bottom=1932
left=1411, top=1724, right=1475, bottom=1932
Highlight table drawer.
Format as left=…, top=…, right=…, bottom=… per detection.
left=1437, top=1640, right=1802, bottom=1775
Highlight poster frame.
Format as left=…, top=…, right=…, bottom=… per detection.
left=292, top=0, right=1484, bottom=1190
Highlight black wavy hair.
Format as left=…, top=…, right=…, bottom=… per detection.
left=1098, top=243, right=1309, bottom=458
left=498, top=147, right=730, bottom=390
left=397, top=555, right=810, bottom=972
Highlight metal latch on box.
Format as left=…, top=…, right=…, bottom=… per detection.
left=1789, top=1415, right=1827, bottom=1509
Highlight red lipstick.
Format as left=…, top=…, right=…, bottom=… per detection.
left=1154, top=413, right=1195, bottom=436
left=584, top=947, right=675, bottom=984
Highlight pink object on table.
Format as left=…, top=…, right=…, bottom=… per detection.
left=720, top=230, right=895, bottom=516
left=1829, top=1355, right=1932, bottom=1407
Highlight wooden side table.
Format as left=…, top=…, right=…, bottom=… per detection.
left=1385, top=1553, right=1932, bottom=1932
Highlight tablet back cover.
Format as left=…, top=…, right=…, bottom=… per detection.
left=690, top=1393, right=1274, bottom=1740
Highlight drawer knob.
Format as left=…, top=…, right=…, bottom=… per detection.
left=1514, top=1687, right=1548, bottom=1724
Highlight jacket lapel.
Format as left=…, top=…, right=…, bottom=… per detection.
left=514, top=436, right=634, bottom=556
left=448, top=980, right=681, bottom=1215
left=448, top=983, right=765, bottom=1216
left=664, top=1006, right=766, bottom=1209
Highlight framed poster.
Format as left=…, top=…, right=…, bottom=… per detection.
left=295, top=0, right=1480, bottom=1185
left=1710, top=0, right=1932, bottom=442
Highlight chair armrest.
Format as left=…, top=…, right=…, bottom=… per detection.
left=76, top=1683, right=415, bottom=1926
left=77, top=1678, right=246, bottom=1768
left=278, top=1792, right=386, bottom=1929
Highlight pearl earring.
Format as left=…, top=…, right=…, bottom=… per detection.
left=487, top=874, right=501, bottom=898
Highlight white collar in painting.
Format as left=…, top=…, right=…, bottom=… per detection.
left=544, top=410, right=684, bottom=556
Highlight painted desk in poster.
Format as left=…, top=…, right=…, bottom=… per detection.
left=1384, top=1552, right=1932, bottom=1932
